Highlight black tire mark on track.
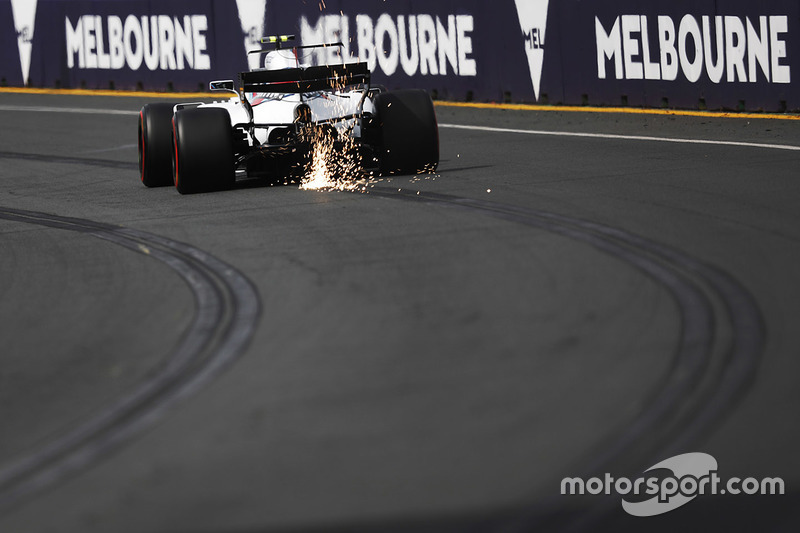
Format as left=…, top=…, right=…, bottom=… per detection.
left=0, top=151, right=139, bottom=170
left=0, top=207, right=260, bottom=512
left=365, top=187, right=765, bottom=531
left=0, top=168, right=763, bottom=529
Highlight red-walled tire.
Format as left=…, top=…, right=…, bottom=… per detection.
left=374, top=89, right=439, bottom=175
left=172, top=107, right=235, bottom=194
left=138, top=103, right=175, bottom=187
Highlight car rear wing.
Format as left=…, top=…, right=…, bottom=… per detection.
left=237, top=63, right=370, bottom=94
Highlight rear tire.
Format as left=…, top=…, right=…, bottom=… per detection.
left=138, top=103, right=175, bottom=187
left=172, top=108, right=235, bottom=194
left=374, top=89, right=439, bottom=175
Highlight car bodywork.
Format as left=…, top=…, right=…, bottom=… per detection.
left=139, top=35, right=439, bottom=193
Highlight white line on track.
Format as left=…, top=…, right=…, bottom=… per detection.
left=2, top=104, right=798, bottom=152
left=0, top=104, right=138, bottom=116
left=438, top=123, right=800, bottom=152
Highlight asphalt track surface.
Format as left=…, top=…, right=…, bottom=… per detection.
left=0, top=91, right=799, bottom=532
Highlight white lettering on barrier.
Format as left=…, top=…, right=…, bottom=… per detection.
left=436, top=15, right=458, bottom=75
left=376, top=13, right=400, bottom=76
left=703, top=16, right=724, bottom=83
left=142, top=16, right=158, bottom=70
left=658, top=16, right=678, bottom=81
left=456, top=15, right=477, bottom=76
left=398, top=15, right=419, bottom=76
left=108, top=16, right=125, bottom=69
left=621, top=15, right=644, bottom=80
left=122, top=15, right=141, bottom=70
left=678, top=15, right=702, bottom=83
left=83, top=15, right=97, bottom=69
left=158, top=15, right=175, bottom=70
left=596, top=16, right=622, bottom=79
left=174, top=16, right=193, bottom=70
left=299, top=14, right=477, bottom=78
left=771, top=16, right=791, bottom=83
left=748, top=17, right=769, bottom=82
left=640, top=15, right=661, bottom=80
left=95, top=15, right=110, bottom=69
left=65, top=14, right=211, bottom=71
left=725, top=16, right=746, bottom=82
left=595, top=14, right=790, bottom=84
left=418, top=15, right=438, bottom=75
left=66, top=17, right=83, bottom=69
left=356, top=14, right=375, bottom=71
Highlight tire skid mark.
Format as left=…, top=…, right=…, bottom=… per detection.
left=366, top=187, right=765, bottom=531
left=0, top=151, right=138, bottom=170
left=0, top=207, right=260, bottom=512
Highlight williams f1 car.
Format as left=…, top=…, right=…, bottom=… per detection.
left=138, top=35, right=439, bottom=194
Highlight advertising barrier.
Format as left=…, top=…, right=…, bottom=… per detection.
left=1, top=0, right=798, bottom=111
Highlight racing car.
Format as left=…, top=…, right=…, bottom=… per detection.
left=138, top=35, right=439, bottom=194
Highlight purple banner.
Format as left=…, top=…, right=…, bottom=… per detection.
left=547, top=0, right=800, bottom=110
left=262, top=0, right=532, bottom=103
left=2, top=0, right=247, bottom=91
left=1, top=0, right=798, bottom=111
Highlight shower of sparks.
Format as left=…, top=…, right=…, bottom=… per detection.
left=298, top=122, right=370, bottom=191
left=297, top=79, right=439, bottom=193
left=298, top=130, right=439, bottom=193
left=298, top=77, right=374, bottom=191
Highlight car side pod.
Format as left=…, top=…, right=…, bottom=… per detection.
left=373, top=89, right=439, bottom=175
left=139, top=102, right=176, bottom=187
left=172, top=108, right=236, bottom=194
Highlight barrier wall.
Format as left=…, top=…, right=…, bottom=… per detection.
left=2, top=0, right=798, bottom=111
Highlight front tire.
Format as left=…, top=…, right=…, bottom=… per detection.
left=172, top=108, right=235, bottom=194
left=138, top=103, right=175, bottom=187
left=374, top=89, right=439, bottom=175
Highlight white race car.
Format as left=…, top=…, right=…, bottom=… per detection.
left=138, top=35, right=439, bottom=194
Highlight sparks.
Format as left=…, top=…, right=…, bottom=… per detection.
left=298, top=111, right=369, bottom=191
left=298, top=76, right=377, bottom=192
